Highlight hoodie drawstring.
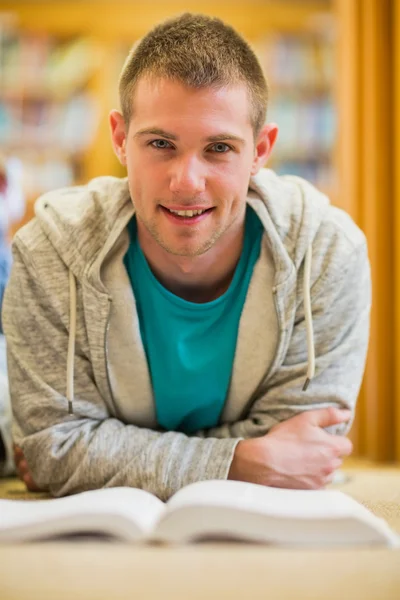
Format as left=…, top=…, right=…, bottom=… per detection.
left=302, top=244, right=315, bottom=390
left=67, top=270, right=77, bottom=415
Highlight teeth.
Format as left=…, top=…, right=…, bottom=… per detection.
left=168, top=208, right=207, bottom=217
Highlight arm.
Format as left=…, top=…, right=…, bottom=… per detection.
left=3, top=239, right=239, bottom=501
left=202, top=238, right=370, bottom=489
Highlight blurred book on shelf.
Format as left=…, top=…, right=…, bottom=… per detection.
left=0, top=15, right=101, bottom=228
left=254, top=19, right=337, bottom=199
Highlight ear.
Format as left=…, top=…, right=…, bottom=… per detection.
left=250, top=123, right=278, bottom=175
left=109, top=110, right=127, bottom=166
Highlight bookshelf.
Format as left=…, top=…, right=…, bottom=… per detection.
left=254, top=23, right=336, bottom=196
left=0, top=0, right=335, bottom=231
left=0, top=17, right=102, bottom=228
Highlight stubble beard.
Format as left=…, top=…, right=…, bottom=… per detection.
left=141, top=216, right=225, bottom=257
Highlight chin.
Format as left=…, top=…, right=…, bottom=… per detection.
left=165, top=240, right=212, bottom=257
left=164, top=246, right=202, bottom=258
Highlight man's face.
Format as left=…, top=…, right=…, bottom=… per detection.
left=111, top=77, right=276, bottom=257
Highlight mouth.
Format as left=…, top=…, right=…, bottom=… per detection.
left=160, top=205, right=214, bottom=225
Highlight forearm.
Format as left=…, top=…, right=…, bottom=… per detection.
left=196, top=398, right=352, bottom=441
left=6, top=328, right=240, bottom=500
left=18, top=416, right=240, bottom=501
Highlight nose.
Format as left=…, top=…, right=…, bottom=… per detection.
left=169, top=155, right=206, bottom=196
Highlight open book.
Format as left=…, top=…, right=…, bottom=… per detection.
left=0, top=480, right=398, bottom=547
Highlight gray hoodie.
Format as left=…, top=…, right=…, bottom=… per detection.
left=2, top=169, right=371, bottom=500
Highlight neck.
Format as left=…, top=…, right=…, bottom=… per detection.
left=137, top=216, right=246, bottom=303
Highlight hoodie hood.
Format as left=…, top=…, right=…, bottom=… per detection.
left=249, top=170, right=330, bottom=272
left=34, top=176, right=134, bottom=285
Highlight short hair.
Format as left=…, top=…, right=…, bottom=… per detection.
left=119, top=13, right=269, bottom=137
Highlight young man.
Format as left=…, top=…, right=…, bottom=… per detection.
left=3, top=14, right=370, bottom=500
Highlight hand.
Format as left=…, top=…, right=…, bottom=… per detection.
left=228, top=407, right=353, bottom=490
left=13, top=444, right=43, bottom=492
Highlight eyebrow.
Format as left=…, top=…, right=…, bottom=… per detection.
left=134, top=128, right=178, bottom=140
left=134, top=127, right=245, bottom=144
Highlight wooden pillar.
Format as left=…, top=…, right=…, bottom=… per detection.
left=334, top=0, right=364, bottom=455
left=394, top=0, right=400, bottom=461
left=335, top=0, right=395, bottom=460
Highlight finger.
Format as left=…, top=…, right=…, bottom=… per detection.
left=323, top=472, right=336, bottom=486
left=307, top=407, right=352, bottom=429
left=321, top=457, right=343, bottom=476
left=16, top=463, right=28, bottom=482
left=13, top=444, right=24, bottom=456
left=13, top=445, right=24, bottom=464
left=23, top=472, right=41, bottom=492
left=16, top=457, right=42, bottom=492
left=18, top=459, right=30, bottom=476
left=332, top=457, right=343, bottom=470
left=333, top=436, right=353, bottom=457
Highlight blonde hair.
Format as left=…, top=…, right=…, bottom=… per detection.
left=119, top=13, right=269, bottom=136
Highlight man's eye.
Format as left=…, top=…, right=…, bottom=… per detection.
left=211, top=143, right=231, bottom=153
left=150, top=139, right=173, bottom=149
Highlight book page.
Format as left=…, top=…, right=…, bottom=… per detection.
left=153, top=480, right=399, bottom=546
left=0, top=487, right=165, bottom=543
left=166, top=479, right=365, bottom=519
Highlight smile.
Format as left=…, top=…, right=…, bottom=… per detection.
left=166, top=208, right=209, bottom=217
left=160, top=205, right=214, bottom=224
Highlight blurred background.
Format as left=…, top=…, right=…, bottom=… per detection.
left=0, top=0, right=398, bottom=464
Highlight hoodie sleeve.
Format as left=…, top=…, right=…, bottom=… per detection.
left=196, top=239, right=371, bottom=439
left=3, top=238, right=239, bottom=501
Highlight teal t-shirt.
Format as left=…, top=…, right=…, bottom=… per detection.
left=124, top=206, right=263, bottom=435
